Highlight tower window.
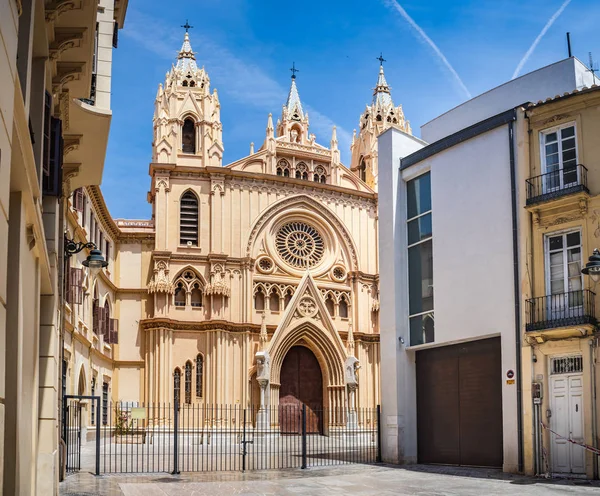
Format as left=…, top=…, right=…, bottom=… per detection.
left=182, top=80, right=188, bottom=87
left=191, top=283, right=202, bottom=307
left=358, top=158, right=367, bottom=182
left=182, top=118, right=196, bottom=154
left=180, top=191, right=199, bottom=246
left=269, top=289, right=280, bottom=312
left=339, top=296, right=349, bottom=319
left=174, top=282, right=186, bottom=307
left=254, top=287, right=265, bottom=311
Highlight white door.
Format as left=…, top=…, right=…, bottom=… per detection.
left=550, top=373, right=585, bottom=474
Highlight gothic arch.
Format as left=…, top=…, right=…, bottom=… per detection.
left=268, top=319, right=345, bottom=388
left=245, top=195, right=359, bottom=271
left=171, top=265, right=206, bottom=288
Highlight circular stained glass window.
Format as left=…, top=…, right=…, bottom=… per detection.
left=276, top=222, right=325, bottom=268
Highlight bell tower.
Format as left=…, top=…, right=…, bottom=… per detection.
left=276, top=63, right=311, bottom=145
left=350, top=55, right=411, bottom=191
left=152, top=25, right=223, bottom=167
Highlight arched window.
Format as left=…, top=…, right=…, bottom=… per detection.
left=184, top=361, right=192, bottom=404
left=269, top=289, right=280, bottom=312
left=92, top=286, right=99, bottom=334
left=358, top=158, right=367, bottom=182
left=182, top=118, right=196, bottom=154
left=78, top=367, right=86, bottom=396
left=376, top=114, right=382, bottom=122
left=180, top=191, right=199, bottom=246
left=191, top=283, right=202, bottom=307
left=189, top=80, right=196, bottom=88
left=254, top=287, right=265, bottom=311
left=103, top=300, right=110, bottom=339
left=182, top=80, right=188, bottom=87
left=295, top=162, right=308, bottom=180
left=325, top=294, right=335, bottom=317
left=339, top=296, right=349, bottom=318
left=174, top=282, right=186, bottom=307
left=174, top=368, right=181, bottom=404
left=276, top=160, right=290, bottom=177
left=196, top=354, right=203, bottom=398
left=284, top=289, right=293, bottom=308
left=314, top=166, right=326, bottom=184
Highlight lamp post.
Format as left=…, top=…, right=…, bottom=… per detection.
left=582, top=248, right=600, bottom=282
left=60, top=234, right=108, bottom=477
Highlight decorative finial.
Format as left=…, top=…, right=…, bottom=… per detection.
left=260, top=312, right=268, bottom=348
left=181, top=20, right=193, bottom=32
left=250, top=142, right=254, bottom=154
left=376, top=52, right=386, bottom=66
left=290, top=62, right=299, bottom=79
left=347, top=323, right=355, bottom=355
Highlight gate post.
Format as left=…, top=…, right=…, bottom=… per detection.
left=376, top=405, right=382, bottom=463
left=95, top=397, right=101, bottom=475
left=172, top=402, right=180, bottom=474
left=301, top=404, right=307, bottom=469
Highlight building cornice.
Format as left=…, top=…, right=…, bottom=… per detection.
left=140, top=318, right=276, bottom=333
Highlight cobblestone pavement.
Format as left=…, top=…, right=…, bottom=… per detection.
left=59, top=464, right=600, bottom=495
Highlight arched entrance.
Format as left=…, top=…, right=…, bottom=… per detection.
left=279, top=346, right=323, bottom=434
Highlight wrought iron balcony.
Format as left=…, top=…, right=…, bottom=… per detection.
left=525, top=164, right=588, bottom=206
left=526, top=289, right=596, bottom=332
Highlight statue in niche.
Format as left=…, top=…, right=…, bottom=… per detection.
left=290, top=128, right=299, bottom=143
left=256, top=351, right=270, bottom=382
left=345, top=356, right=360, bottom=388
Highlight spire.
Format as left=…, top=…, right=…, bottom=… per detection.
left=175, top=29, right=199, bottom=74
left=373, top=54, right=393, bottom=107
left=285, top=63, right=304, bottom=120
left=331, top=126, right=338, bottom=149
left=346, top=323, right=355, bottom=355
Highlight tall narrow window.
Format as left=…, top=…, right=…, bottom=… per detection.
left=180, top=191, right=199, bottom=246
left=407, top=172, right=434, bottom=345
left=269, top=289, right=280, bottom=312
left=542, top=124, right=577, bottom=192
left=284, top=289, right=293, bottom=308
left=254, top=287, right=265, bottom=311
left=546, top=231, right=583, bottom=314
left=184, top=361, right=192, bottom=404
left=325, top=294, right=335, bottom=316
left=102, top=382, right=109, bottom=426
left=191, top=283, right=202, bottom=307
left=182, top=118, right=196, bottom=154
left=358, top=158, right=366, bottom=182
left=174, top=369, right=181, bottom=404
left=339, top=297, right=349, bottom=318
left=103, top=300, right=110, bottom=340
left=174, top=282, right=186, bottom=307
left=196, top=354, right=203, bottom=398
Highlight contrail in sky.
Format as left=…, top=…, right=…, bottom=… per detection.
left=382, top=0, right=471, bottom=99
left=512, top=0, right=572, bottom=79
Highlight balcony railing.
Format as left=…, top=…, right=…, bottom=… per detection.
left=526, top=289, right=596, bottom=332
left=525, top=164, right=588, bottom=205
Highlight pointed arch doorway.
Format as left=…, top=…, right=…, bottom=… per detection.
left=279, top=346, right=323, bottom=434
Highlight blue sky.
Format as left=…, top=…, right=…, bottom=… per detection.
left=103, top=0, right=600, bottom=219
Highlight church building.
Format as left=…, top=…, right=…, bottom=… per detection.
left=64, top=29, right=412, bottom=432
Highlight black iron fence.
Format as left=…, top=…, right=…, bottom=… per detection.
left=526, top=289, right=596, bottom=332
left=525, top=164, right=588, bottom=205
left=72, top=402, right=380, bottom=474
left=63, top=395, right=101, bottom=475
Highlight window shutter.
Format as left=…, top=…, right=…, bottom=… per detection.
left=97, top=306, right=107, bottom=337
left=109, top=319, right=118, bottom=344
left=43, top=117, right=63, bottom=196
left=92, top=302, right=99, bottom=334
left=70, top=267, right=83, bottom=305
left=74, top=189, right=84, bottom=211
left=82, top=194, right=87, bottom=227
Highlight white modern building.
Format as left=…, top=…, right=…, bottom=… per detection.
left=378, top=57, right=595, bottom=471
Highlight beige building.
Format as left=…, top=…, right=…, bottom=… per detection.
left=520, top=85, right=600, bottom=478
left=0, top=0, right=127, bottom=494
left=62, top=33, right=415, bottom=435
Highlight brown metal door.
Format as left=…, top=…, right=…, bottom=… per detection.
left=416, top=337, right=503, bottom=467
left=279, top=346, right=323, bottom=434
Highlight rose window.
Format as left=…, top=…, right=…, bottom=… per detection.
left=276, top=222, right=325, bottom=268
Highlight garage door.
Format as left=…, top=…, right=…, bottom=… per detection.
left=416, top=337, right=503, bottom=467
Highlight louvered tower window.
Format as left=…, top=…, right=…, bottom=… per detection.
left=180, top=191, right=199, bottom=246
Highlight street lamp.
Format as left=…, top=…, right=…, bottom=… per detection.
left=64, top=235, right=108, bottom=277
left=581, top=248, right=600, bottom=282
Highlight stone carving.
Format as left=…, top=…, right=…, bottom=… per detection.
left=345, top=356, right=360, bottom=389
left=256, top=351, right=270, bottom=383
left=148, top=260, right=174, bottom=294
left=205, top=264, right=230, bottom=297
left=297, top=296, right=318, bottom=318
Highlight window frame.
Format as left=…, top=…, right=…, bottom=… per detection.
left=539, top=122, right=578, bottom=189
left=544, top=228, right=583, bottom=298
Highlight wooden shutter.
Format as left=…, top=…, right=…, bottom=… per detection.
left=108, top=319, right=118, bottom=344
left=92, top=301, right=99, bottom=334
left=82, top=194, right=87, bottom=227
left=74, top=189, right=84, bottom=211
left=69, top=267, right=84, bottom=305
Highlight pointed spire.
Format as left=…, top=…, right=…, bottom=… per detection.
left=250, top=142, right=254, bottom=154
left=331, top=126, right=338, bottom=150
left=346, top=323, right=355, bottom=355
left=285, top=65, right=304, bottom=121
left=175, top=30, right=199, bottom=73
left=373, top=55, right=393, bottom=107
left=260, top=312, right=268, bottom=349
left=266, top=113, right=274, bottom=139
left=351, top=129, right=356, bottom=146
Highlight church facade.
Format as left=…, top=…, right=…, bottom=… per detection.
left=64, top=31, right=412, bottom=431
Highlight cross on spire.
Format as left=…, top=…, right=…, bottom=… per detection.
left=181, top=20, right=193, bottom=32
left=376, top=52, right=386, bottom=66
left=290, top=62, right=299, bottom=79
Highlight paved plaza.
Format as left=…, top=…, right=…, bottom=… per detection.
left=59, top=464, right=600, bottom=495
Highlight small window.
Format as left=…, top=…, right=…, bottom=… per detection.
left=191, top=283, right=202, bottom=307
left=184, top=361, right=192, bottom=404
left=339, top=297, right=349, bottom=318
left=174, top=282, right=186, bottom=307
left=284, top=289, right=293, bottom=308
left=196, top=354, right=203, bottom=398
left=254, top=287, right=265, bottom=311
left=325, top=294, right=335, bottom=316
left=182, top=118, right=196, bottom=154
left=269, top=289, right=280, bottom=312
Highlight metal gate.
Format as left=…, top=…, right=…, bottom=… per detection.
left=99, top=402, right=381, bottom=474
left=63, top=395, right=101, bottom=474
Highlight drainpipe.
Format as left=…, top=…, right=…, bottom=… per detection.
left=509, top=118, right=524, bottom=473
left=591, top=337, right=598, bottom=479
